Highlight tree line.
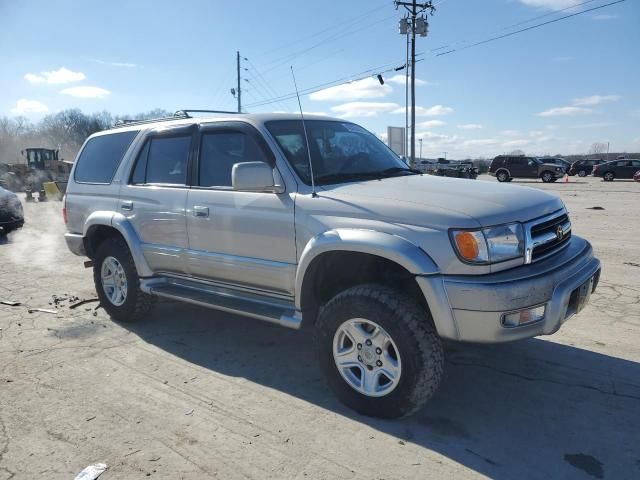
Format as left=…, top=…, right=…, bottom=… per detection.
left=0, top=109, right=171, bottom=164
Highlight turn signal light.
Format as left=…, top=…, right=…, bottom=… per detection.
left=454, top=231, right=479, bottom=260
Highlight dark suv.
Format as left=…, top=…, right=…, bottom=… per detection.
left=569, top=159, right=604, bottom=177
left=489, top=155, right=565, bottom=183
left=593, top=159, right=640, bottom=181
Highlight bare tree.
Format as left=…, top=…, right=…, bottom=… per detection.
left=589, top=142, right=608, bottom=155
left=508, top=149, right=525, bottom=156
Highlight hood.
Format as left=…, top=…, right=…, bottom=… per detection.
left=319, top=175, right=564, bottom=227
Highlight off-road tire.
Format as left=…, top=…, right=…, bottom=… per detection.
left=93, top=236, right=154, bottom=323
left=541, top=171, right=554, bottom=183
left=496, top=170, right=509, bottom=182
left=603, top=172, right=615, bottom=182
left=314, top=284, right=444, bottom=418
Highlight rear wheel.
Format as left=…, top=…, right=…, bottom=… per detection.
left=578, top=170, right=587, bottom=177
left=315, top=285, right=444, bottom=418
left=603, top=172, right=615, bottom=182
left=541, top=171, right=554, bottom=183
left=496, top=170, right=509, bottom=182
left=93, top=237, right=154, bottom=322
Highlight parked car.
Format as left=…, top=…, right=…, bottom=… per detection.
left=434, top=162, right=479, bottom=179
left=634, top=170, right=640, bottom=182
left=488, top=155, right=565, bottom=183
left=541, top=157, right=571, bottom=173
left=63, top=111, right=601, bottom=418
left=592, top=159, right=640, bottom=181
left=569, top=159, right=605, bottom=177
left=0, top=186, right=24, bottom=236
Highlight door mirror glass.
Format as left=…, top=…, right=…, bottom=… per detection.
left=232, top=161, right=282, bottom=193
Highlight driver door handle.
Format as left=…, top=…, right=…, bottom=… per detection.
left=193, top=206, right=209, bottom=218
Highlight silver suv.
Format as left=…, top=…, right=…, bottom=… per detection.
left=64, top=111, right=601, bottom=418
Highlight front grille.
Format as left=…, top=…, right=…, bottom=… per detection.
left=529, top=212, right=571, bottom=261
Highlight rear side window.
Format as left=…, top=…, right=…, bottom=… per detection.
left=131, top=135, right=191, bottom=185
left=74, top=131, right=138, bottom=183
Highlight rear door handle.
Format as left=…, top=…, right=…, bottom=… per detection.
left=193, top=206, right=209, bottom=218
left=121, top=200, right=133, bottom=211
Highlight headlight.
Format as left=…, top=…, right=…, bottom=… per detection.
left=556, top=167, right=563, bottom=172
left=451, top=223, right=524, bottom=264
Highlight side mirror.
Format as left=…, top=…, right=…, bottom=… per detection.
left=232, top=161, right=283, bottom=193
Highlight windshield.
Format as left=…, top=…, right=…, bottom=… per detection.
left=266, top=120, right=413, bottom=185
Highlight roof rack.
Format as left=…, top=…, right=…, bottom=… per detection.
left=111, top=109, right=243, bottom=129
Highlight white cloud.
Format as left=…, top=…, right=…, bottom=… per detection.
left=60, top=86, right=110, bottom=99
left=310, top=77, right=391, bottom=101
left=518, top=0, right=578, bottom=10
left=24, top=67, right=85, bottom=85
left=573, top=95, right=620, bottom=106
left=500, top=129, right=520, bottom=137
left=463, top=138, right=500, bottom=147
left=385, top=74, right=427, bottom=86
left=569, top=122, right=615, bottom=129
left=417, top=120, right=446, bottom=129
left=458, top=123, right=483, bottom=130
left=90, top=58, right=137, bottom=68
left=330, top=102, right=399, bottom=118
left=11, top=99, right=49, bottom=114
left=393, top=105, right=454, bottom=116
left=537, top=106, right=593, bottom=117
left=502, top=139, right=531, bottom=148
left=592, top=14, right=618, bottom=20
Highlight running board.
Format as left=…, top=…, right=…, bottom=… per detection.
left=140, top=277, right=302, bottom=329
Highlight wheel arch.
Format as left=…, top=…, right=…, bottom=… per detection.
left=296, top=229, right=439, bottom=326
left=83, top=211, right=153, bottom=277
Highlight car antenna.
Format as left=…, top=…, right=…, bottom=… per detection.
left=290, top=65, right=317, bottom=198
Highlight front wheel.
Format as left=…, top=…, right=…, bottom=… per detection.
left=578, top=170, right=587, bottom=177
left=314, top=285, right=444, bottom=418
left=541, top=171, right=554, bottom=183
left=93, top=236, right=154, bottom=322
left=603, top=172, right=615, bottom=182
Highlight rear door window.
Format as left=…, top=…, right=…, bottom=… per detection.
left=132, top=135, right=191, bottom=185
left=74, top=131, right=138, bottom=183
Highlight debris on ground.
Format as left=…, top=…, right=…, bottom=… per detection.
left=185, top=409, right=194, bottom=416
left=27, top=308, right=57, bottom=314
left=0, top=300, right=21, bottom=306
left=587, top=206, right=605, bottom=210
left=70, top=298, right=100, bottom=309
left=74, top=463, right=108, bottom=480
left=624, top=262, right=640, bottom=267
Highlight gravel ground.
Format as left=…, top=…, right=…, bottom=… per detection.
left=0, top=175, right=639, bottom=479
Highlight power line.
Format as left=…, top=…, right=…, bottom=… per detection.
left=244, top=61, right=412, bottom=109
left=434, top=0, right=626, bottom=57
left=255, top=1, right=390, bottom=60
left=245, top=0, right=623, bottom=110
left=429, top=0, right=602, bottom=53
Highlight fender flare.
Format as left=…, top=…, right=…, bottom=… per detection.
left=294, top=229, right=439, bottom=311
left=83, top=211, right=153, bottom=277
left=495, top=167, right=511, bottom=178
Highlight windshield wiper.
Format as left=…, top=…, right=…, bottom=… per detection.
left=315, top=171, right=387, bottom=184
left=381, top=167, right=421, bottom=176
left=315, top=167, right=420, bottom=184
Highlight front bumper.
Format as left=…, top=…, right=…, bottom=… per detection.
left=417, top=235, right=600, bottom=343
left=0, top=217, right=24, bottom=231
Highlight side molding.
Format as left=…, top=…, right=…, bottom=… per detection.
left=295, top=229, right=439, bottom=310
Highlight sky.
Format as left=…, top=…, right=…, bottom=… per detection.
left=1, top=0, right=638, bottom=159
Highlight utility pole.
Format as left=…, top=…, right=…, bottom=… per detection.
left=396, top=1, right=435, bottom=167
left=236, top=51, right=242, bottom=113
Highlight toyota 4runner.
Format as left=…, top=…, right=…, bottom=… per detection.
left=64, top=111, right=601, bottom=418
